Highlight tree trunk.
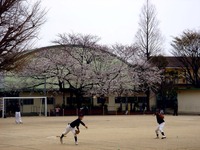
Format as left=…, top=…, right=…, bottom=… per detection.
left=76, top=94, right=83, bottom=109
left=62, top=92, right=65, bottom=106
left=69, top=92, right=73, bottom=106
left=145, top=88, right=150, bottom=111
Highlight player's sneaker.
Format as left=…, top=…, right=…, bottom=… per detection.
left=75, top=141, right=78, bottom=145
left=60, top=137, right=63, bottom=144
left=161, top=136, right=166, bottom=139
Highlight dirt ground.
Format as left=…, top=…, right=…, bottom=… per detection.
left=0, top=115, right=200, bottom=150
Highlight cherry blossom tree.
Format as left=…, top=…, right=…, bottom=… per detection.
left=9, top=34, right=129, bottom=108
left=4, top=33, right=162, bottom=111
left=53, top=33, right=137, bottom=107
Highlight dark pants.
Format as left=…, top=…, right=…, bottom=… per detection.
left=173, top=108, right=178, bottom=116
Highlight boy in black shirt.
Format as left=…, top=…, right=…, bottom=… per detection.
left=155, top=110, right=166, bottom=139
left=60, top=114, right=88, bottom=145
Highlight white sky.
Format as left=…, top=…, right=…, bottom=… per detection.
left=36, top=0, right=200, bottom=55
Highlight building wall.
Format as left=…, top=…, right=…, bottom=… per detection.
left=107, top=95, right=119, bottom=112
left=150, top=92, right=156, bottom=109
left=19, top=92, right=69, bottom=114
left=17, top=91, right=152, bottom=114
left=178, top=90, right=200, bottom=114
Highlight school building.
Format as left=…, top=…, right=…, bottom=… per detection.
left=1, top=46, right=200, bottom=116
left=161, top=57, right=200, bottom=115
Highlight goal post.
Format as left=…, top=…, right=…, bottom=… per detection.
left=1, top=97, right=47, bottom=118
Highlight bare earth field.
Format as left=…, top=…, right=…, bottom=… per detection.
left=0, top=115, right=200, bottom=150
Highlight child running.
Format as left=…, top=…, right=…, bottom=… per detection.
left=60, top=114, right=88, bottom=145
left=155, top=110, right=166, bottom=139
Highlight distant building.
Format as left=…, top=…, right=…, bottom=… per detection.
left=157, top=57, right=200, bottom=114
left=1, top=47, right=200, bottom=116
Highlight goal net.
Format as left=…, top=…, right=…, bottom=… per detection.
left=1, top=97, right=47, bottom=118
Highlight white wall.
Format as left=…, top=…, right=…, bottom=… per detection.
left=178, top=90, right=200, bottom=114
left=150, top=92, right=156, bottom=109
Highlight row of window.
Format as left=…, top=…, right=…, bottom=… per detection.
left=66, top=97, right=146, bottom=104
left=114, top=97, right=146, bottom=103
left=6, top=97, right=147, bottom=105
left=66, top=97, right=109, bottom=104
left=6, top=97, right=55, bottom=105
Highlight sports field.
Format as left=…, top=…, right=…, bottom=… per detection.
left=0, top=115, right=200, bottom=150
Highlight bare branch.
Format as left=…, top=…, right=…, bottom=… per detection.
left=135, top=0, right=164, bottom=60
left=171, top=30, right=200, bottom=87
left=0, top=0, right=46, bottom=71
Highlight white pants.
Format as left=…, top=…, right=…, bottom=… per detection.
left=63, top=125, right=76, bottom=136
left=15, top=112, right=22, bottom=124
left=155, top=122, right=165, bottom=133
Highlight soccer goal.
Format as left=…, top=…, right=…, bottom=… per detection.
left=1, top=97, right=47, bottom=118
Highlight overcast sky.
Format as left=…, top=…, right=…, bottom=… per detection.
left=36, top=0, right=200, bottom=55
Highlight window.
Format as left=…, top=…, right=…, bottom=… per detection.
left=97, top=97, right=109, bottom=104
left=67, top=97, right=77, bottom=105
left=115, top=97, right=146, bottom=103
left=137, top=97, right=147, bottom=103
left=115, top=97, right=125, bottom=103
left=42, top=97, right=55, bottom=105
left=47, top=97, right=55, bottom=105
left=23, top=99, right=34, bottom=105
left=115, top=97, right=132, bottom=103
left=66, top=97, right=92, bottom=105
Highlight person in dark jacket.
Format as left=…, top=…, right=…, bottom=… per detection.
left=173, top=100, right=178, bottom=116
left=155, top=110, right=166, bottom=139
left=60, top=114, right=88, bottom=145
